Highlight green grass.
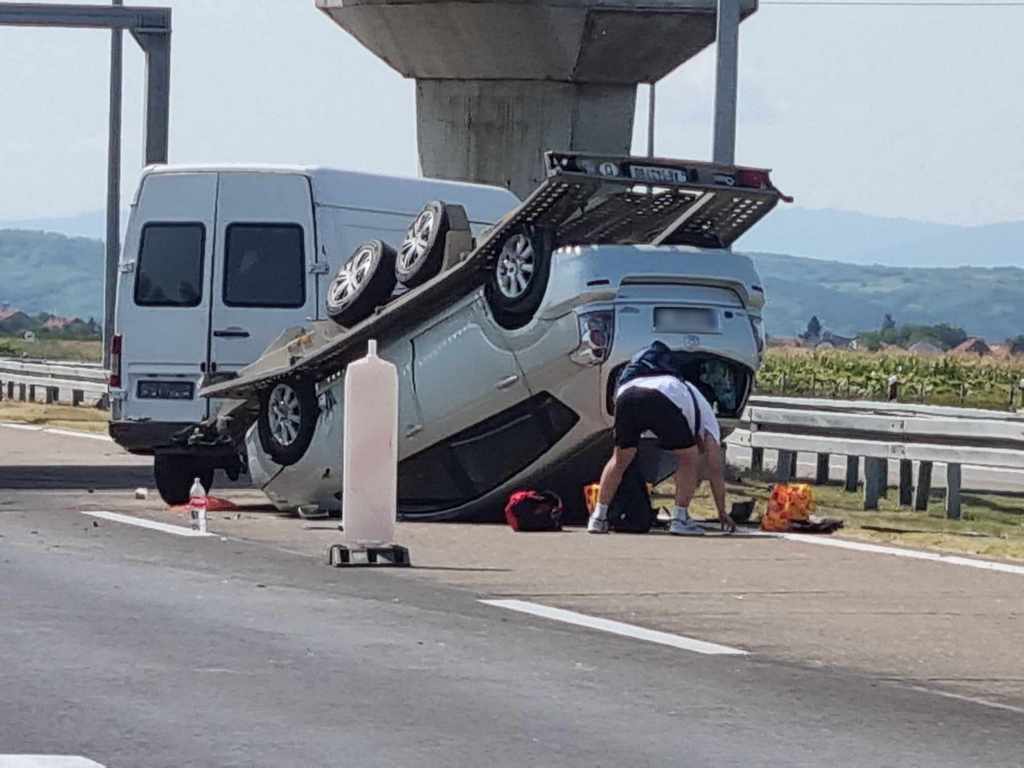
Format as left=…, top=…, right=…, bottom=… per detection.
left=0, top=401, right=109, bottom=433
left=656, top=473, right=1024, bottom=562
left=0, top=337, right=102, bottom=362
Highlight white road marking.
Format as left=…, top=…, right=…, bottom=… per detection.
left=0, top=758, right=106, bottom=767
left=903, top=685, right=1024, bottom=716
left=44, top=428, right=111, bottom=442
left=480, top=599, right=748, bottom=656
left=780, top=534, right=1024, bottom=576
left=0, top=423, right=111, bottom=441
left=81, top=510, right=212, bottom=538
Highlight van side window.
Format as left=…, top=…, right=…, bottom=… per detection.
left=223, top=224, right=305, bottom=308
left=134, top=223, right=205, bottom=307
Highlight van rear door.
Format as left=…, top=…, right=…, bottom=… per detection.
left=209, top=173, right=318, bottom=374
left=118, top=171, right=217, bottom=425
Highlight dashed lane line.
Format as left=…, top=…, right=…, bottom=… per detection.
left=480, top=599, right=748, bottom=656
left=0, top=422, right=111, bottom=442
left=81, top=510, right=213, bottom=538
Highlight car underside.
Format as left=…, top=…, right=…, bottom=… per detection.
left=194, top=151, right=788, bottom=520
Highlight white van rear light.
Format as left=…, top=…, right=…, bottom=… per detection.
left=109, top=334, right=123, bottom=388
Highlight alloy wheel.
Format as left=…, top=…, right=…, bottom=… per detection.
left=495, top=233, right=535, bottom=300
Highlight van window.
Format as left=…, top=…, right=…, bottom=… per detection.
left=134, top=223, right=205, bottom=307
left=223, top=224, right=305, bottom=308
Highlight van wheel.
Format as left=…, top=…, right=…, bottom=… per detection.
left=257, top=377, right=319, bottom=467
left=486, top=226, right=551, bottom=330
left=395, top=201, right=449, bottom=287
left=326, top=240, right=397, bottom=326
left=154, top=454, right=214, bottom=506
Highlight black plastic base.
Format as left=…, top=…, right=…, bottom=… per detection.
left=328, top=543, right=410, bottom=568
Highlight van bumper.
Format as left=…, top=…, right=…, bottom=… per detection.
left=109, top=421, right=189, bottom=455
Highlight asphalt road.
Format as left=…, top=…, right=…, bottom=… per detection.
left=3, top=470, right=1023, bottom=765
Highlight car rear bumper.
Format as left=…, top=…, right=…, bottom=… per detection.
left=109, top=421, right=187, bottom=454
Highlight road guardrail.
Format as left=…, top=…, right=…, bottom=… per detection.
left=0, top=357, right=108, bottom=406
left=739, top=396, right=1024, bottom=518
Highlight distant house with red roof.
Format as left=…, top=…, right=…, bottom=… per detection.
left=0, top=306, right=34, bottom=334
left=952, top=338, right=992, bottom=357
left=43, top=315, right=74, bottom=332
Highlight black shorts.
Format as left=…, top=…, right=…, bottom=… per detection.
left=613, top=387, right=696, bottom=450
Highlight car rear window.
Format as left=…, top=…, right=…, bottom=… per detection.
left=134, top=223, right=205, bottom=307
left=223, top=224, right=305, bottom=308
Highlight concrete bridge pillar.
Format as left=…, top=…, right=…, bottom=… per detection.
left=317, top=0, right=757, bottom=197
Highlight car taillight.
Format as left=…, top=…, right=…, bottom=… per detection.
left=735, top=169, right=770, bottom=190
left=109, top=334, right=122, bottom=388
left=749, top=316, right=766, bottom=363
left=571, top=310, right=615, bottom=366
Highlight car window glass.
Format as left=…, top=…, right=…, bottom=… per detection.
left=398, top=444, right=470, bottom=508
left=224, top=224, right=305, bottom=308
left=449, top=395, right=578, bottom=495
left=134, top=223, right=204, bottom=307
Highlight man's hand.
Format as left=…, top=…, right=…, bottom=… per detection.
left=718, top=510, right=737, bottom=533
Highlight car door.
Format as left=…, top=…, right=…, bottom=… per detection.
left=410, top=295, right=530, bottom=449
left=118, top=172, right=217, bottom=423
left=209, top=173, right=319, bottom=374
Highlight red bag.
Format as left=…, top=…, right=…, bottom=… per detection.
left=504, top=490, right=563, bottom=532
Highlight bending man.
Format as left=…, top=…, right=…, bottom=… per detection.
left=587, top=341, right=736, bottom=536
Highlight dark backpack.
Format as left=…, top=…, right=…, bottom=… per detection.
left=616, top=340, right=680, bottom=390
left=504, top=490, right=564, bottom=532
left=607, top=464, right=655, bottom=533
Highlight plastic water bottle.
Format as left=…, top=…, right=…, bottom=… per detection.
left=189, top=477, right=208, bottom=534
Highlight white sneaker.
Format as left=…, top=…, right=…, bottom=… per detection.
left=587, top=512, right=609, bottom=534
left=669, top=518, right=705, bottom=536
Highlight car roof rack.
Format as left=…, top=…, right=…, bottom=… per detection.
left=201, top=152, right=789, bottom=404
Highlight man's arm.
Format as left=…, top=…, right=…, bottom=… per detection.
left=701, top=435, right=736, bottom=532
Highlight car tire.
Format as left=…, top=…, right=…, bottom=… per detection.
left=256, top=377, right=319, bottom=467
left=326, top=240, right=398, bottom=326
left=395, top=201, right=449, bottom=287
left=485, top=226, right=552, bottom=330
left=154, top=454, right=214, bottom=506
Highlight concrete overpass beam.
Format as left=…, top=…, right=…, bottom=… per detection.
left=416, top=79, right=635, bottom=196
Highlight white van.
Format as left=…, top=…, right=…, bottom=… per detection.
left=108, top=164, right=518, bottom=504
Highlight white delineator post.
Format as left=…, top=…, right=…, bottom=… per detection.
left=342, top=340, right=399, bottom=546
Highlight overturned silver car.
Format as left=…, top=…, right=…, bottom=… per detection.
left=200, top=152, right=788, bottom=520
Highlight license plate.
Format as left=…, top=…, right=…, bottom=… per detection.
left=629, top=165, right=689, bottom=184
left=137, top=380, right=194, bottom=400
left=653, top=307, right=718, bottom=333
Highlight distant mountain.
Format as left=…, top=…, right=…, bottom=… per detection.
left=0, top=229, right=103, bottom=319
left=751, top=252, right=1024, bottom=340
left=14, top=205, right=1023, bottom=269
left=737, top=207, right=1023, bottom=268
left=1, top=229, right=1021, bottom=342
left=0, top=210, right=127, bottom=241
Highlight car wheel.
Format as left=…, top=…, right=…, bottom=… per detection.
left=154, top=454, right=214, bottom=506
left=257, top=377, right=319, bottom=467
left=326, top=240, right=398, bottom=326
left=486, top=226, right=551, bottom=329
left=395, top=201, right=449, bottom=287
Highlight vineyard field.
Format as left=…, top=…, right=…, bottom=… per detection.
left=755, top=349, right=1024, bottom=411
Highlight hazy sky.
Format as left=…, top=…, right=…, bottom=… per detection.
left=2, top=0, right=1022, bottom=226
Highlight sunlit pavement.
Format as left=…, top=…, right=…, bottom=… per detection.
left=1, top=427, right=1021, bottom=766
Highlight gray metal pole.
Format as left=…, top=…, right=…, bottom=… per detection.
left=103, top=0, right=123, bottom=369
left=647, top=82, right=656, bottom=158
left=712, top=0, right=739, bottom=165
left=133, top=29, right=171, bottom=165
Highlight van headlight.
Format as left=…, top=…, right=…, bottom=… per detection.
left=571, top=310, right=615, bottom=366
left=749, top=315, right=766, bottom=362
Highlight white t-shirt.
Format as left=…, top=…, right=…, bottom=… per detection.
left=616, top=375, right=721, bottom=443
